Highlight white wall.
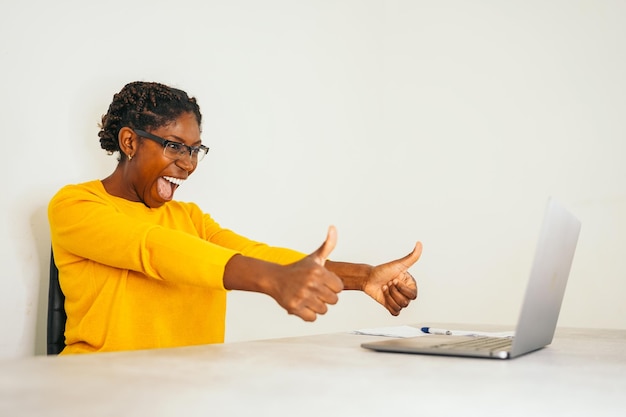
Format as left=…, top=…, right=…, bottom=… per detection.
left=1, top=0, right=625, bottom=359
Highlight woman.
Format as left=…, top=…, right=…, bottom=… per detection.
left=48, top=81, right=423, bottom=354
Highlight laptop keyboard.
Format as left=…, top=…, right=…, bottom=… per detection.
left=432, top=337, right=513, bottom=352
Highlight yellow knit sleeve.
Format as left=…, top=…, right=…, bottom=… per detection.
left=49, top=182, right=237, bottom=290
left=200, top=212, right=307, bottom=265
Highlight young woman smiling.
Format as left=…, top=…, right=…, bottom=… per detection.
left=48, top=81, right=422, bottom=354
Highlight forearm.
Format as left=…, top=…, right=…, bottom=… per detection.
left=223, top=251, right=345, bottom=323
left=222, top=254, right=281, bottom=295
left=324, top=260, right=373, bottom=291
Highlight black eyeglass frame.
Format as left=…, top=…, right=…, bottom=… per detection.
left=132, top=128, right=209, bottom=162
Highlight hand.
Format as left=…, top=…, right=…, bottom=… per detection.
left=271, top=226, right=344, bottom=322
left=362, top=242, right=423, bottom=316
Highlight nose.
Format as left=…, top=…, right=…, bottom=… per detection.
left=175, top=152, right=195, bottom=172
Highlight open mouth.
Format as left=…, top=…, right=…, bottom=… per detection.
left=157, top=176, right=185, bottom=200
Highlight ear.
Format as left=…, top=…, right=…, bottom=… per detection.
left=118, top=127, right=137, bottom=160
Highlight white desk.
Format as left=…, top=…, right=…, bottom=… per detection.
left=1, top=326, right=625, bottom=416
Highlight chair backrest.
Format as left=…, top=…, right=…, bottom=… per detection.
left=47, top=249, right=66, bottom=355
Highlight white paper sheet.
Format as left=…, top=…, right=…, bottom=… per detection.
left=351, top=325, right=426, bottom=338
left=352, top=325, right=515, bottom=338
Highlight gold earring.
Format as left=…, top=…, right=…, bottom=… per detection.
left=128, top=154, right=133, bottom=161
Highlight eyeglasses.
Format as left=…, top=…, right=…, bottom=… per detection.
left=133, top=129, right=209, bottom=163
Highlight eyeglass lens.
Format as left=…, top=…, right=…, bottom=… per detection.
left=162, top=142, right=207, bottom=162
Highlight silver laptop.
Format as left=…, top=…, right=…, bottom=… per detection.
left=362, top=197, right=581, bottom=359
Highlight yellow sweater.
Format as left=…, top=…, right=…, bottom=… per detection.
left=48, top=180, right=304, bottom=354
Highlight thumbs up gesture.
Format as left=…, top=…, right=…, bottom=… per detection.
left=223, top=225, right=421, bottom=322
left=271, top=226, right=344, bottom=321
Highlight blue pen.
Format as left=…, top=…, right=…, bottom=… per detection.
left=421, top=327, right=452, bottom=335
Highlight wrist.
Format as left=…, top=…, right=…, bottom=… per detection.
left=325, top=260, right=372, bottom=291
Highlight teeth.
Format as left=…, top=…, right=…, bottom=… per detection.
left=163, top=176, right=185, bottom=186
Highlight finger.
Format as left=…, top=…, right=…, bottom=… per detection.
left=317, top=284, right=340, bottom=305
left=382, top=284, right=403, bottom=315
left=398, top=241, right=423, bottom=269
left=394, top=275, right=418, bottom=299
left=286, top=298, right=322, bottom=322
left=387, top=282, right=411, bottom=308
left=312, top=225, right=337, bottom=266
left=308, top=298, right=330, bottom=315
left=306, top=270, right=342, bottom=300
left=293, top=308, right=318, bottom=322
left=387, top=284, right=408, bottom=307
left=297, top=297, right=332, bottom=321
left=324, top=271, right=344, bottom=294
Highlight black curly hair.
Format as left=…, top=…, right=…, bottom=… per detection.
left=98, top=81, right=202, bottom=160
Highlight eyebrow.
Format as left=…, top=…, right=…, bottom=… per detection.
left=166, top=135, right=203, bottom=147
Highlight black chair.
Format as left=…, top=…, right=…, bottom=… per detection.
left=47, top=249, right=67, bottom=355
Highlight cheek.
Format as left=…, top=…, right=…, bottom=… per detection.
left=133, top=163, right=164, bottom=192
left=138, top=156, right=170, bottom=175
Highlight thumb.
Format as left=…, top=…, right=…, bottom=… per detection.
left=312, top=225, right=337, bottom=266
left=400, top=241, right=423, bottom=268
